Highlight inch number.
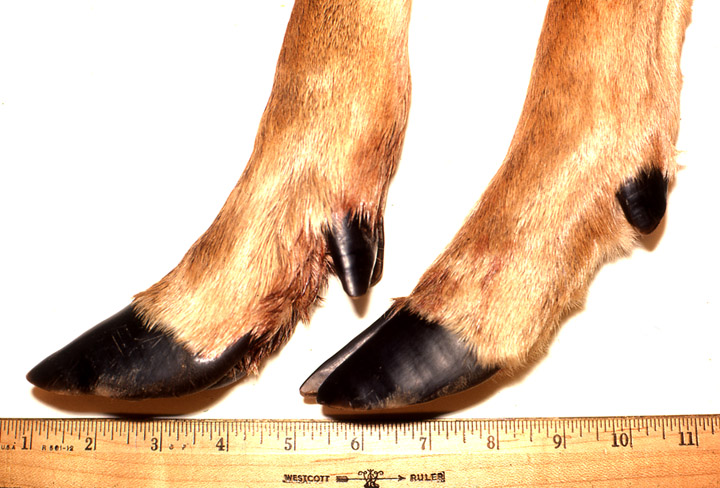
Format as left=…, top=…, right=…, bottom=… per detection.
left=350, top=438, right=361, bottom=451
left=553, top=434, right=565, bottom=449
left=419, top=436, right=428, bottom=451
left=216, top=437, right=227, bottom=452
left=150, top=437, right=160, bottom=452
left=284, top=437, right=294, bottom=451
left=679, top=431, right=697, bottom=446
left=611, top=432, right=630, bottom=448
left=85, top=437, right=95, bottom=451
left=486, top=435, right=497, bottom=450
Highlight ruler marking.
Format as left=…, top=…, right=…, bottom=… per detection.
left=594, top=419, right=599, bottom=442
left=24, top=421, right=32, bottom=450
left=226, top=422, right=230, bottom=453
left=530, top=421, right=534, bottom=443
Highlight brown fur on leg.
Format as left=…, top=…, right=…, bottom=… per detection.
left=398, top=0, right=692, bottom=369
left=133, top=0, right=412, bottom=367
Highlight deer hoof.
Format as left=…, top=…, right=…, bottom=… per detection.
left=26, top=305, right=251, bottom=399
left=300, top=307, right=497, bottom=409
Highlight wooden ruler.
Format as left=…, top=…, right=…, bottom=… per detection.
left=2, top=415, right=719, bottom=487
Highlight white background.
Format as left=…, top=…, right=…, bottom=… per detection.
left=1, top=1, right=718, bottom=419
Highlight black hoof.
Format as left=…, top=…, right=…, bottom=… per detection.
left=616, top=167, right=668, bottom=234
left=326, top=213, right=383, bottom=297
left=26, top=305, right=250, bottom=399
left=301, top=308, right=498, bottom=409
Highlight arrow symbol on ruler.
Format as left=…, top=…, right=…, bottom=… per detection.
left=335, top=476, right=406, bottom=482
left=336, top=469, right=405, bottom=487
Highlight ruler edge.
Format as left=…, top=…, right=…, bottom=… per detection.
left=3, top=413, right=720, bottom=426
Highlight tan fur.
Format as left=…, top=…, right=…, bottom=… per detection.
left=399, top=0, right=692, bottom=367
left=133, top=0, right=412, bottom=366
left=134, top=0, right=692, bottom=376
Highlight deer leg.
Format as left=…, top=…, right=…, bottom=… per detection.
left=303, top=0, right=693, bottom=409
left=27, top=0, right=412, bottom=399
